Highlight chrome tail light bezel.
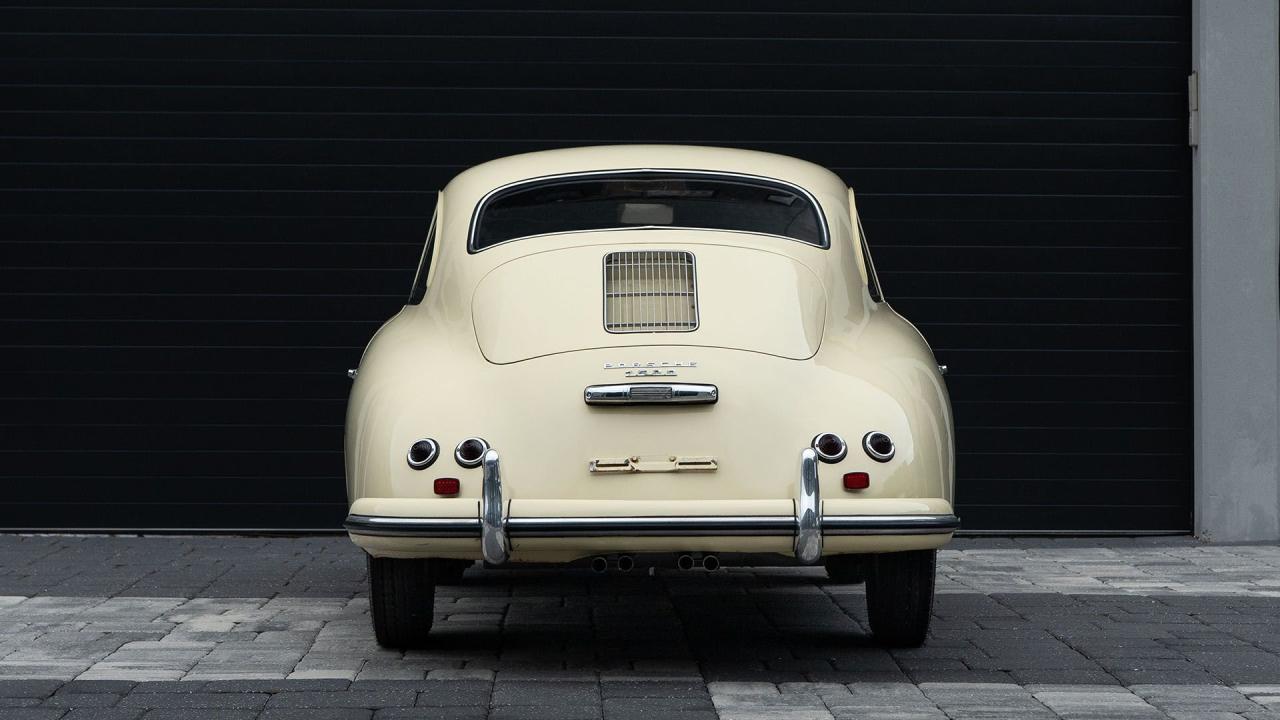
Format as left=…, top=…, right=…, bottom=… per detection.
left=406, top=438, right=440, bottom=470
left=454, top=437, right=491, bottom=468
left=811, top=432, right=848, bottom=464
left=862, top=431, right=896, bottom=463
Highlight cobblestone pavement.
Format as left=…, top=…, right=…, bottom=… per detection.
left=1, top=535, right=1279, bottom=719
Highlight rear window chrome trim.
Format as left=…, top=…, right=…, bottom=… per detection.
left=467, top=168, right=831, bottom=253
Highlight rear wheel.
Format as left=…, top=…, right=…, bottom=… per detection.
left=865, top=549, right=936, bottom=647
left=367, top=555, right=435, bottom=648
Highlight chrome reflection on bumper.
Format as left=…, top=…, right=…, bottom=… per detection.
left=824, top=514, right=960, bottom=535
left=343, top=515, right=480, bottom=536
left=794, top=447, right=822, bottom=564
left=480, top=448, right=510, bottom=565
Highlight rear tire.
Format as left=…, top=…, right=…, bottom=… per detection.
left=824, top=555, right=867, bottom=584
left=367, top=555, right=435, bottom=648
left=865, top=549, right=936, bottom=647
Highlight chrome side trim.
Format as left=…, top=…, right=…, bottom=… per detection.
left=343, top=515, right=480, bottom=537
left=824, top=514, right=960, bottom=535
left=480, top=449, right=510, bottom=565
left=584, top=383, right=718, bottom=405
left=794, top=447, right=822, bottom=564
left=506, top=515, right=794, bottom=537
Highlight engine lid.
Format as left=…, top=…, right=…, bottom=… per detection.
left=472, top=242, right=826, bottom=363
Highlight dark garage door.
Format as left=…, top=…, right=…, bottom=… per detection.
left=0, top=1, right=1192, bottom=532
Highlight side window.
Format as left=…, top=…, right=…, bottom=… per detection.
left=856, top=215, right=885, bottom=303
left=407, top=213, right=436, bottom=306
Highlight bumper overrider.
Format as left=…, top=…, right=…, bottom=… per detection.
left=344, top=447, right=960, bottom=565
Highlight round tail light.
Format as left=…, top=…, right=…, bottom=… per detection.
left=811, top=432, right=848, bottom=463
left=406, top=438, right=439, bottom=469
left=863, top=431, right=895, bottom=462
left=454, top=437, right=490, bottom=468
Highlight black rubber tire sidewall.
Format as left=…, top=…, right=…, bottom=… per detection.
left=865, top=548, right=936, bottom=647
left=367, top=554, right=436, bottom=649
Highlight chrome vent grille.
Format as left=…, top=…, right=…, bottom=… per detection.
left=603, top=250, right=698, bottom=333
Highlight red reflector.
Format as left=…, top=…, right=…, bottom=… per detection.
left=434, top=478, right=460, bottom=496
left=843, top=472, right=870, bottom=491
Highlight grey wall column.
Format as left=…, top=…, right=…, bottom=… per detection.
left=1192, top=0, right=1280, bottom=541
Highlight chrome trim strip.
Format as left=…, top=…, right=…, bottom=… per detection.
left=584, top=382, right=718, bottom=405
left=468, top=168, right=832, bottom=252
left=344, top=512, right=957, bottom=539
left=794, top=447, right=822, bottom=564
left=506, top=515, right=794, bottom=537
left=823, top=514, right=960, bottom=535
left=480, top=448, right=510, bottom=565
left=343, top=514, right=480, bottom=537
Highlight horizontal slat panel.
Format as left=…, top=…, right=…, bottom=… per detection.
left=0, top=0, right=1192, bottom=532
left=0, top=60, right=1190, bottom=93
left=0, top=140, right=1189, bottom=171
left=0, top=8, right=1188, bottom=40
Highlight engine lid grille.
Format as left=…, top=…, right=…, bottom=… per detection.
left=603, top=250, right=698, bottom=333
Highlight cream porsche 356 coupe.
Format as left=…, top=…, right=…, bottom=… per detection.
left=345, top=145, right=956, bottom=648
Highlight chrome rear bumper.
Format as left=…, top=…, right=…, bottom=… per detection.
left=343, top=513, right=960, bottom=538
left=344, top=444, right=958, bottom=565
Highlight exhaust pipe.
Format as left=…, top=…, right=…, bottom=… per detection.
left=676, top=554, right=695, bottom=571
left=702, top=554, right=720, bottom=572
left=616, top=555, right=635, bottom=573
left=590, top=556, right=609, bottom=574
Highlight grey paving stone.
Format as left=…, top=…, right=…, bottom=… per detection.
left=415, top=680, right=492, bottom=706
left=603, top=697, right=714, bottom=712
left=202, top=679, right=350, bottom=693
left=1133, top=684, right=1261, bottom=713
left=61, top=711, right=145, bottom=720
left=139, top=711, right=259, bottom=720
left=605, top=711, right=717, bottom=720
left=0, top=680, right=64, bottom=698
left=266, top=690, right=417, bottom=709
left=373, top=708, right=487, bottom=720
left=491, top=680, right=599, bottom=706
left=0, top=711, right=71, bottom=720
left=488, top=707, right=603, bottom=720
left=124, top=684, right=206, bottom=694
left=258, top=711, right=374, bottom=720
left=600, top=680, right=709, bottom=698
left=118, top=692, right=270, bottom=709
left=56, top=682, right=137, bottom=695
left=42, top=693, right=124, bottom=708
left=8, top=536, right=1280, bottom=720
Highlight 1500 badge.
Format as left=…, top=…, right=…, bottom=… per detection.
left=603, top=360, right=697, bottom=377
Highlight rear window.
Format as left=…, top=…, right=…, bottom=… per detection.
left=471, top=172, right=826, bottom=250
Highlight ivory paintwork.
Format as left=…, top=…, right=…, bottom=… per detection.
left=345, top=145, right=955, bottom=561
